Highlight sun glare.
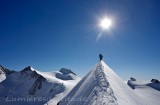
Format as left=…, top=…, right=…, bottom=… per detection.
left=96, top=17, right=113, bottom=41
left=100, top=18, right=112, bottom=29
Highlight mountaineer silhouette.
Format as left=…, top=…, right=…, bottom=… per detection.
left=99, top=54, right=103, bottom=61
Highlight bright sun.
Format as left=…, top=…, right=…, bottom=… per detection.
left=100, top=18, right=112, bottom=29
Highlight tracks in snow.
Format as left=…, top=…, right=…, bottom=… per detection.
left=86, top=63, right=118, bottom=105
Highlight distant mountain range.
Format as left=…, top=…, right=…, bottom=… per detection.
left=0, top=61, right=159, bottom=105
left=0, top=65, right=80, bottom=105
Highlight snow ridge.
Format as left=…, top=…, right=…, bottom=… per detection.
left=87, top=63, right=118, bottom=105
left=58, top=62, right=118, bottom=105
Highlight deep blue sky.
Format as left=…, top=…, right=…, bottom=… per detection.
left=0, top=0, right=160, bottom=80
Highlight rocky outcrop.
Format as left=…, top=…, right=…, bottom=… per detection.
left=130, top=77, right=136, bottom=81
left=59, top=68, right=77, bottom=75
left=28, top=74, right=46, bottom=95
left=20, top=66, right=46, bottom=95
left=0, top=65, right=15, bottom=75
left=20, top=66, right=33, bottom=74
left=151, top=79, right=160, bottom=84
left=56, top=68, right=77, bottom=80
left=0, top=65, right=5, bottom=74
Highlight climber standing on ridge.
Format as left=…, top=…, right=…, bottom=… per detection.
left=99, top=54, right=103, bottom=61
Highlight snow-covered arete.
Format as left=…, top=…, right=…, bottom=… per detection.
left=58, top=61, right=145, bottom=105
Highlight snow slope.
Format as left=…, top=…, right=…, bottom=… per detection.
left=128, top=80, right=160, bottom=105
left=58, top=61, right=145, bottom=105
left=0, top=66, right=80, bottom=105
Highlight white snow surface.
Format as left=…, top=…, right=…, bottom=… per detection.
left=58, top=61, right=147, bottom=105
left=0, top=66, right=80, bottom=105
left=128, top=80, right=160, bottom=105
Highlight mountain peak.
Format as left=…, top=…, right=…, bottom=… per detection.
left=25, top=66, right=34, bottom=70
left=21, top=66, right=34, bottom=73
left=58, top=61, right=118, bottom=105
left=58, top=61, right=144, bottom=105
